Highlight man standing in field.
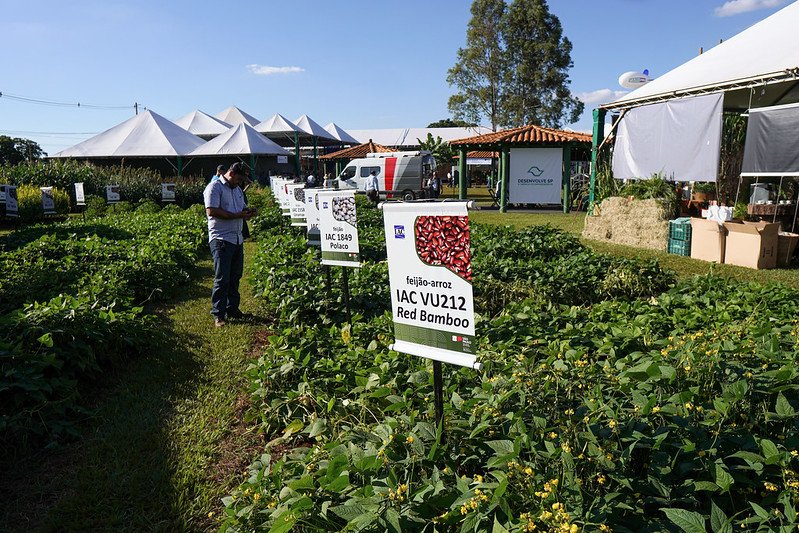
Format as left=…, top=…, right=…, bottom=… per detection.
left=203, top=162, right=257, bottom=327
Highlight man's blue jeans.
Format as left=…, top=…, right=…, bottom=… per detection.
left=210, top=238, right=243, bottom=319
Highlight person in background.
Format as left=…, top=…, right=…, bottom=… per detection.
left=203, top=162, right=257, bottom=327
left=365, top=170, right=379, bottom=204
left=210, top=164, right=226, bottom=183
left=447, top=171, right=453, bottom=188
left=323, top=172, right=335, bottom=188
left=429, top=172, right=441, bottom=198
left=306, top=173, right=316, bottom=187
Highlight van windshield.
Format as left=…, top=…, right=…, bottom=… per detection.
left=422, top=154, right=436, bottom=176
left=341, top=166, right=356, bottom=179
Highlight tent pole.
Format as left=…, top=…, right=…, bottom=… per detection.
left=458, top=147, right=467, bottom=200
left=588, top=108, right=607, bottom=214
left=313, top=137, right=318, bottom=176
left=562, top=144, right=572, bottom=213
left=250, top=154, right=256, bottom=177
left=500, top=146, right=509, bottom=213
left=294, top=132, right=300, bottom=177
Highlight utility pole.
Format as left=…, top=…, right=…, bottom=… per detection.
left=134, top=102, right=138, bottom=115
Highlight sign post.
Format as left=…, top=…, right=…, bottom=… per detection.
left=319, top=190, right=361, bottom=321
left=106, top=185, right=120, bottom=204
left=381, top=201, right=479, bottom=434
left=161, top=183, right=176, bottom=203
left=41, top=187, right=55, bottom=215
left=304, top=188, right=322, bottom=247
left=3, top=185, right=18, bottom=219
left=286, top=184, right=307, bottom=227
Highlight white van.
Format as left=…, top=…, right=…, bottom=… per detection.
left=337, top=151, right=436, bottom=200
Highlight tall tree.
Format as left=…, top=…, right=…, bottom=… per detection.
left=447, top=0, right=583, bottom=130
left=427, top=118, right=478, bottom=128
left=502, top=0, right=583, bottom=127
left=446, top=0, right=507, bottom=131
left=0, top=136, right=46, bottom=165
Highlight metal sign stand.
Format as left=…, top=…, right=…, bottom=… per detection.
left=433, top=360, right=445, bottom=438
left=341, top=266, right=352, bottom=324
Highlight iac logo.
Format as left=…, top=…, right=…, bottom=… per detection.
left=394, top=225, right=405, bottom=239
left=527, top=166, right=544, bottom=177
left=322, top=201, right=329, bottom=208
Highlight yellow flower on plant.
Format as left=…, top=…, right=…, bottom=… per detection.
left=208, top=511, right=215, bottom=518
left=548, top=432, right=558, bottom=439
left=525, top=466, right=534, bottom=476
left=474, top=474, right=484, bottom=483
left=791, top=450, right=798, bottom=457
left=764, top=481, right=779, bottom=492
left=608, top=419, right=618, bottom=429
left=597, top=474, right=606, bottom=485
left=599, top=524, right=611, bottom=532
left=253, top=493, right=261, bottom=501
left=406, top=436, right=414, bottom=444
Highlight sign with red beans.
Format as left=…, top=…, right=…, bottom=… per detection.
left=382, top=202, right=478, bottom=369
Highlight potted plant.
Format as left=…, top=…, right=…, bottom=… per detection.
left=691, top=182, right=716, bottom=203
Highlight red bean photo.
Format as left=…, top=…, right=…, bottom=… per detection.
left=414, top=215, right=472, bottom=281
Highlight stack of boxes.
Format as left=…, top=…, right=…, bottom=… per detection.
left=667, top=217, right=692, bottom=256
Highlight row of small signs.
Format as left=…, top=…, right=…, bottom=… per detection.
left=268, top=179, right=478, bottom=370
left=0, top=183, right=178, bottom=217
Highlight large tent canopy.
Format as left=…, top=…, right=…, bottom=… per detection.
left=255, top=113, right=304, bottom=147
left=603, top=1, right=799, bottom=112
left=294, top=114, right=339, bottom=145
left=174, top=110, right=232, bottom=138
left=324, top=123, right=359, bottom=144
left=214, top=106, right=260, bottom=127
left=189, top=123, right=290, bottom=156
left=51, top=110, right=205, bottom=158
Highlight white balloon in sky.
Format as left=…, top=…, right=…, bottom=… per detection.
left=618, top=71, right=653, bottom=89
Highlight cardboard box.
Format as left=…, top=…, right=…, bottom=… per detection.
left=723, top=220, right=780, bottom=269
left=777, top=232, right=799, bottom=267
left=690, top=217, right=726, bottom=263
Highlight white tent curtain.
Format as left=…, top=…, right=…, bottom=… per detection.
left=742, top=102, right=799, bottom=176
left=612, top=93, right=724, bottom=182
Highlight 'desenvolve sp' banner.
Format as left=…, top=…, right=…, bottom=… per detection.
left=286, top=184, right=306, bottom=227
left=509, top=147, right=563, bottom=205
left=304, top=188, right=321, bottom=247
left=382, top=202, right=478, bottom=369
left=41, top=187, right=55, bottom=215
left=318, top=190, right=360, bottom=267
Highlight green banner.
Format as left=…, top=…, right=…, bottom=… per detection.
left=321, top=250, right=360, bottom=263
left=394, top=323, right=475, bottom=354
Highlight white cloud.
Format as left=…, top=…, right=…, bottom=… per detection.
left=246, top=64, right=305, bottom=76
left=714, top=0, right=786, bottom=17
left=575, top=89, right=628, bottom=105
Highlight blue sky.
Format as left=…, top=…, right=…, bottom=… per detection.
left=0, top=0, right=791, bottom=155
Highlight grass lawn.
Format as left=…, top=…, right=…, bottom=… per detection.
left=2, top=243, right=265, bottom=532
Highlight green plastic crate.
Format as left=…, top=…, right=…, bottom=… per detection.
left=669, top=217, right=692, bottom=241
left=668, top=237, right=691, bottom=256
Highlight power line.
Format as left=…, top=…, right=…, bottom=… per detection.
left=0, top=130, right=99, bottom=136
left=0, top=91, right=136, bottom=110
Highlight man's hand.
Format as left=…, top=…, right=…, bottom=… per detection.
left=240, top=207, right=257, bottom=220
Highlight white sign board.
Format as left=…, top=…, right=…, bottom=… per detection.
left=4, top=185, right=18, bottom=217
left=277, top=155, right=288, bottom=164
left=318, top=190, right=360, bottom=267
left=161, top=183, right=176, bottom=202
left=74, top=182, right=85, bottom=206
left=286, top=184, right=306, bottom=227
left=0, top=185, right=6, bottom=204
left=279, top=181, right=291, bottom=216
left=382, top=202, right=478, bottom=369
left=305, top=189, right=321, bottom=246
left=509, top=148, right=563, bottom=205
left=41, top=187, right=56, bottom=215
left=106, top=185, right=121, bottom=203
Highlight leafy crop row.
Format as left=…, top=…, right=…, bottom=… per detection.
left=0, top=206, right=206, bottom=448
left=215, top=196, right=799, bottom=532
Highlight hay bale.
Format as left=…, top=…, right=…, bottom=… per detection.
left=583, top=197, right=670, bottom=250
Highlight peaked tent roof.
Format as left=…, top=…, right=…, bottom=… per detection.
left=255, top=113, right=303, bottom=134
left=319, top=140, right=395, bottom=160
left=324, top=123, right=360, bottom=144
left=604, top=1, right=799, bottom=110
left=214, top=106, right=260, bottom=127
left=174, top=110, right=232, bottom=137
left=346, top=126, right=492, bottom=147
left=450, top=125, right=591, bottom=147
left=189, top=123, right=290, bottom=156
left=51, top=109, right=206, bottom=158
left=294, top=115, right=338, bottom=141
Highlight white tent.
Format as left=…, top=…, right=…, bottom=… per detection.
left=174, top=110, right=232, bottom=137
left=606, top=1, right=799, bottom=111
left=324, top=123, right=359, bottom=144
left=214, top=106, right=260, bottom=127
left=189, top=123, right=290, bottom=156
left=255, top=113, right=302, bottom=135
left=51, top=109, right=205, bottom=158
left=294, top=114, right=338, bottom=141
left=345, top=126, right=492, bottom=147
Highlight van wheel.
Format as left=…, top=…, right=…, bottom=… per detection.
left=402, top=190, right=416, bottom=201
